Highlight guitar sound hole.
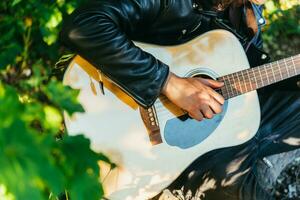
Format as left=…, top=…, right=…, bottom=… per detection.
left=176, top=73, right=216, bottom=121
left=178, top=114, right=190, bottom=121
left=192, top=73, right=213, bottom=79
left=163, top=72, right=228, bottom=149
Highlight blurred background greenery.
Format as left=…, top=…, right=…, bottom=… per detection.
left=0, top=1, right=113, bottom=199
left=0, top=0, right=299, bottom=199
left=263, top=0, right=299, bottom=60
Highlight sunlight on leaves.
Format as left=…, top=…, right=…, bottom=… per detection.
left=0, top=1, right=104, bottom=199
left=11, top=0, right=22, bottom=7
left=0, top=184, right=14, bottom=200
left=43, top=79, right=84, bottom=115
left=44, top=106, right=63, bottom=134
left=265, top=1, right=277, bottom=13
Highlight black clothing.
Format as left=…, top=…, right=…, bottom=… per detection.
left=60, top=1, right=300, bottom=199
left=152, top=86, right=300, bottom=200
left=60, top=0, right=225, bottom=107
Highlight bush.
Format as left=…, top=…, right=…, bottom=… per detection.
left=0, top=1, right=113, bottom=199
left=0, top=0, right=298, bottom=199
left=262, top=0, right=300, bottom=60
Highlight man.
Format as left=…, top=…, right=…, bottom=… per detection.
left=60, top=0, right=300, bottom=199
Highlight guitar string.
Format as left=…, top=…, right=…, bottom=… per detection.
left=153, top=59, right=300, bottom=105
left=153, top=57, right=300, bottom=115
left=222, top=59, right=300, bottom=84
left=154, top=57, right=299, bottom=106
left=155, top=58, right=298, bottom=104
left=219, top=58, right=300, bottom=85
left=217, top=59, right=300, bottom=98
left=222, top=60, right=300, bottom=98
left=154, top=59, right=300, bottom=102
left=153, top=58, right=300, bottom=113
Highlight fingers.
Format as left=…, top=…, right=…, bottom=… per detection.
left=189, top=101, right=221, bottom=121
left=189, top=104, right=219, bottom=121
left=194, top=77, right=225, bottom=105
left=165, top=76, right=225, bottom=121
left=200, top=105, right=214, bottom=119
left=208, top=87, right=225, bottom=105
left=208, top=98, right=223, bottom=114
left=188, top=110, right=204, bottom=121
left=197, top=78, right=224, bottom=89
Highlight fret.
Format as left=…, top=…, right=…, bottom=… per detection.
left=223, top=80, right=231, bottom=100
left=295, top=55, right=300, bottom=72
left=233, top=73, right=242, bottom=95
left=219, top=76, right=230, bottom=100
left=268, top=64, right=275, bottom=83
left=237, top=71, right=247, bottom=92
left=255, top=67, right=263, bottom=87
left=239, top=70, right=247, bottom=93
left=229, top=74, right=235, bottom=96
left=277, top=60, right=283, bottom=80
left=291, top=57, right=297, bottom=75
left=284, top=58, right=294, bottom=76
left=255, top=67, right=264, bottom=88
left=284, top=59, right=293, bottom=79
left=286, top=57, right=296, bottom=75
left=271, top=63, right=277, bottom=82
left=251, top=68, right=258, bottom=89
left=223, top=76, right=231, bottom=98
left=257, top=66, right=263, bottom=88
left=217, top=54, right=300, bottom=100
left=274, top=61, right=286, bottom=81
left=246, top=69, right=253, bottom=91
left=224, top=79, right=231, bottom=98
left=290, top=58, right=296, bottom=75
left=243, top=69, right=253, bottom=92
left=283, top=59, right=290, bottom=77
left=263, top=64, right=270, bottom=85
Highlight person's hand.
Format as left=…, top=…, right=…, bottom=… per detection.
left=161, top=72, right=225, bottom=121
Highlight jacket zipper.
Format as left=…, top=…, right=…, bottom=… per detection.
left=96, top=70, right=149, bottom=108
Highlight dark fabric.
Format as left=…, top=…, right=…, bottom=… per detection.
left=60, top=0, right=269, bottom=108
left=152, top=83, right=300, bottom=200
left=150, top=43, right=300, bottom=199
left=60, top=1, right=300, bottom=199
left=60, top=0, right=211, bottom=107
left=150, top=43, right=300, bottom=200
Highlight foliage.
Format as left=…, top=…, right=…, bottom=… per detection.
left=0, top=0, right=298, bottom=199
left=0, top=1, right=114, bottom=199
left=262, top=0, right=300, bottom=60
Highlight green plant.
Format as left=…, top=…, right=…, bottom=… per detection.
left=0, top=1, right=114, bottom=199
left=0, top=0, right=298, bottom=199
left=262, top=0, right=300, bottom=59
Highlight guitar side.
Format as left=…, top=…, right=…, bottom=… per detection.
left=63, top=30, right=261, bottom=200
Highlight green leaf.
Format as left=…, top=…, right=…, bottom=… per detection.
left=57, top=135, right=104, bottom=200
left=0, top=43, right=22, bottom=69
left=0, top=83, right=65, bottom=199
left=11, top=0, right=22, bottom=7
left=42, top=79, right=84, bottom=115
left=0, top=1, right=106, bottom=199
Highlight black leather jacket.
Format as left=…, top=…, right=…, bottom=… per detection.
left=61, top=0, right=265, bottom=107
left=60, top=0, right=215, bottom=107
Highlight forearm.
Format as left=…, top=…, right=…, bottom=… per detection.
left=60, top=2, right=169, bottom=107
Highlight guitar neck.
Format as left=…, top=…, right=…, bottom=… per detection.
left=217, top=54, right=300, bottom=100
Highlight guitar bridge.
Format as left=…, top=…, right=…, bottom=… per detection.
left=139, top=106, right=162, bottom=145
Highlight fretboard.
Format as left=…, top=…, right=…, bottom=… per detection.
left=216, top=54, right=300, bottom=100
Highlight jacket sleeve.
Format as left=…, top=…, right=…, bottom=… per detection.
left=60, top=1, right=169, bottom=108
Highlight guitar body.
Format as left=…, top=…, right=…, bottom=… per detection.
left=63, top=30, right=261, bottom=199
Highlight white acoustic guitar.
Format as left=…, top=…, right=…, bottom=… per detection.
left=63, top=30, right=299, bottom=200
